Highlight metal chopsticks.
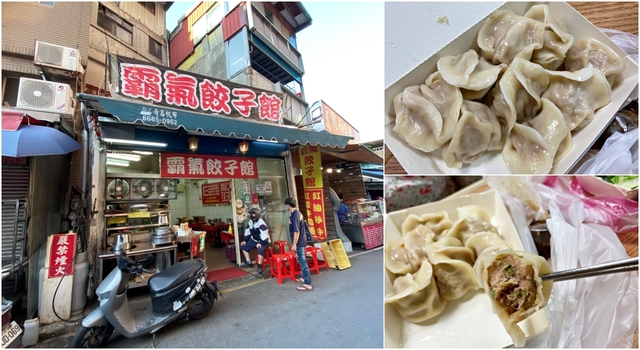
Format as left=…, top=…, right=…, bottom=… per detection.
left=541, top=257, right=638, bottom=282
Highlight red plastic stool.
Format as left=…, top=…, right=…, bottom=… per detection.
left=273, top=240, right=291, bottom=255
left=283, top=251, right=301, bottom=276
left=270, top=254, right=296, bottom=284
left=305, top=246, right=329, bottom=274
left=254, top=246, right=273, bottom=268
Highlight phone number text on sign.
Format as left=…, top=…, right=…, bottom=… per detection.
left=140, top=106, right=179, bottom=126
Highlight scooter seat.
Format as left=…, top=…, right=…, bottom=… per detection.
left=148, top=259, right=203, bottom=293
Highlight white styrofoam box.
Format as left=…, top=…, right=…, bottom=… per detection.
left=384, top=190, right=549, bottom=348
left=385, top=2, right=639, bottom=174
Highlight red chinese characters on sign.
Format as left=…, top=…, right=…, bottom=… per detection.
left=200, top=80, right=231, bottom=114
left=258, top=92, right=282, bottom=121
left=120, top=64, right=162, bottom=102
left=48, top=233, right=77, bottom=278
left=201, top=181, right=231, bottom=205
left=304, top=189, right=327, bottom=241
left=116, top=56, right=283, bottom=122
left=163, top=71, right=199, bottom=109
left=231, top=88, right=258, bottom=117
left=161, top=153, right=258, bottom=179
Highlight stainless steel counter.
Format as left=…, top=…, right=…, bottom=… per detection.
left=98, top=241, right=178, bottom=259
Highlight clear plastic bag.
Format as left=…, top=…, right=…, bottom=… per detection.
left=543, top=176, right=638, bottom=233
left=533, top=181, right=638, bottom=348
left=575, top=128, right=639, bottom=175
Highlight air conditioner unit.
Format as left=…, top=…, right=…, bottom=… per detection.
left=34, top=41, right=83, bottom=73
left=16, top=78, right=75, bottom=115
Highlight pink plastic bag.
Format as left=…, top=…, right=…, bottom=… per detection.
left=543, top=176, right=638, bottom=234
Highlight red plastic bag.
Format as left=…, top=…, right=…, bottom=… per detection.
left=543, top=176, right=638, bottom=234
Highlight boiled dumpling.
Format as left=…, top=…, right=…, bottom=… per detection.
left=392, top=72, right=463, bottom=152
left=442, top=101, right=503, bottom=168
left=465, top=232, right=514, bottom=257
left=565, top=37, right=626, bottom=85
left=502, top=123, right=554, bottom=174
left=392, top=86, right=444, bottom=152
left=477, top=9, right=545, bottom=65
left=385, top=238, right=416, bottom=276
left=475, top=248, right=553, bottom=347
left=425, top=237, right=480, bottom=300
left=445, top=205, right=499, bottom=244
left=524, top=5, right=574, bottom=70
left=401, top=211, right=453, bottom=237
left=541, top=65, right=611, bottom=131
left=491, top=58, right=550, bottom=133
left=403, top=226, right=437, bottom=268
left=438, top=49, right=508, bottom=93
left=385, top=260, right=448, bottom=323
left=524, top=98, right=572, bottom=164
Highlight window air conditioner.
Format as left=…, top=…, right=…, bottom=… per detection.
left=16, top=77, right=75, bottom=116
left=33, top=41, right=84, bottom=73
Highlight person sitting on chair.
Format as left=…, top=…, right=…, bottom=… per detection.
left=240, top=208, right=270, bottom=277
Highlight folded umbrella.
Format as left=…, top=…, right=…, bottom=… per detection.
left=2, top=124, right=81, bottom=157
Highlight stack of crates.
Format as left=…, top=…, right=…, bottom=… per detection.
left=320, top=239, right=351, bottom=270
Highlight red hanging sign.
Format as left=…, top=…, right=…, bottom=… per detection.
left=303, top=189, right=327, bottom=241
left=47, top=233, right=77, bottom=279
left=160, top=153, right=258, bottom=179
left=201, top=181, right=231, bottom=205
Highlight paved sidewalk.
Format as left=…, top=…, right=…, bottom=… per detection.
left=34, top=247, right=383, bottom=348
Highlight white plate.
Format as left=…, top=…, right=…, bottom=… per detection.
left=384, top=191, right=549, bottom=348
left=385, top=2, right=639, bottom=175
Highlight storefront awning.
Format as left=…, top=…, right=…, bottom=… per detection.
left=77, top=94, right=353, bottom=149
left=361, top=169, right=383, bottom=180
left=319, top=144, right=383, bottom=165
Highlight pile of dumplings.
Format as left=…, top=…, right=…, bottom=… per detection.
left=392, top=5, right=626, bottom=174
left=384, top=205, right=553, bottom=347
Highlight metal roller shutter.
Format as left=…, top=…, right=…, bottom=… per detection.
left=2, top=163, right=29, bottom=272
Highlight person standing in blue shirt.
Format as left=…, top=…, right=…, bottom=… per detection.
left=337, top=199, right=350, bottom=223
left=284, top=197, right=312, bottom=291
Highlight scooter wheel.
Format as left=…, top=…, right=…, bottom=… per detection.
left=187, top=287, right=215, bottom=320
left=70, top=323, right=114, bottom=348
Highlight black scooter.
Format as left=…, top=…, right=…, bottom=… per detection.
left=71, top=254, right=219, bottom=347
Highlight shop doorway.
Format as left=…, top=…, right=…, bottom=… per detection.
left=171, top=179, right=237, bottom=275
left=170, top=174, right=290, bottom=280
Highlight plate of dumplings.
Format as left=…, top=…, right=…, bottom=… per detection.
left=385, top=2, right=638, bottom=175
left=384, top=190, right=551, bottom=348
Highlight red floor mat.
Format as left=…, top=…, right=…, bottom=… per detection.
left=207, top=266, right=249, bottom=282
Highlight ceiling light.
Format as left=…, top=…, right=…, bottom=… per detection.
left=103, top=138, right=167, bottom=147
left=188, top=136, right=199, bottom=152
left=238, top=140, right=249, bottom=155
left=107, top=153, right=141, bottom=161
left=131, top=151, right=153, bottom=155
left=106, top=159, right=130, bottom=167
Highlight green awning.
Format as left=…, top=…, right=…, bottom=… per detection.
left=77, top=94, right=352, bottom=148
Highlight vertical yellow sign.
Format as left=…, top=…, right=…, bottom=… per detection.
left=299, top=145, right=327, bottom=241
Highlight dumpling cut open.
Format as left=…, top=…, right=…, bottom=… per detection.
left=475, top=248, right=553, bottom=348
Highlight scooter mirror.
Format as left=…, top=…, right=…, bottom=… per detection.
left=117, top=255, right=128, bottom=271
left=146, top=254, right=156, bottom=266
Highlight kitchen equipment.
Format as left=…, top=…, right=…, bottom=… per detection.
left=155, top=251, right=171, bottom=272
left=152, top=226, right=175, bottom=246
left=157, top=213, right=169, bottom=225
left=130, top=204, right=149, bottom=212
left=112, top=234, right=133, bottom=251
